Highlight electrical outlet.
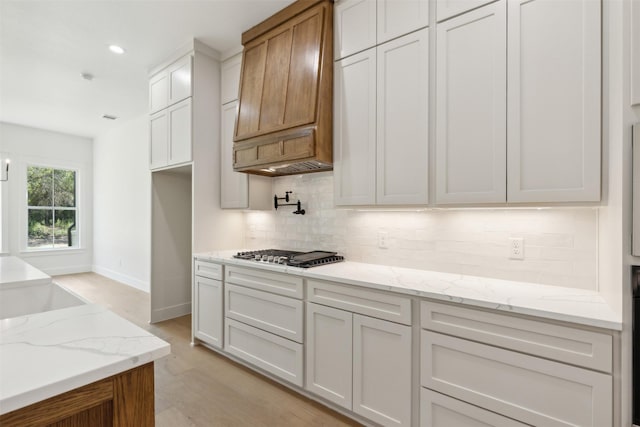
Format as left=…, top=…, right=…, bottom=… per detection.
left=509, top=237, right=524, bottom=260
left=378, top=231, right=388, bottom=249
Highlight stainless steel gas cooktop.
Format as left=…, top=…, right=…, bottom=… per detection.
left=233, top=249, right=344, bottom=268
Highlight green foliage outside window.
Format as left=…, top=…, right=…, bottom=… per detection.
left=27, top=166, right=77, bottom=249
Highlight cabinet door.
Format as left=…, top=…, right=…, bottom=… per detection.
left=194, top=276, right=223, bottom=349
left=421, top=389, right=528, bottom=427
left=507, top=0, right=601, bottom=202
left=221, top=101, right=249, bottom=209
left=435, top=1, right=506, bottom=204
left=305, top=303, right=353, bottom=409
left=334, top=48, right=377, bottom=205
left=377, top=0, right=429, bottom=44
left=376, top=29, right=429, bottom=205
left=436, top=0, right=497, bottom=23
left=167, top=55, right=192, bottom=107
left=221, top=53, right=242, bottom=105
left=632, top=0, right=640, bottom=106
left=235, top=5, right=324, bottom=140
left=168, top=98, right=192, bottom=166
left=334, top=0, right=377, bottom=60
left=149, top=71, right=169, bottom=114
left=149, top=110, right=168, bottom=169
left=353, top=315, right=412, bottom=426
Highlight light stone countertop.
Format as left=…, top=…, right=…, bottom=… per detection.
left=0, top=257, right=170, bottom=415
left=0, top=256, right=51, bottom=288
left=195, top=250, right=622, bottom=331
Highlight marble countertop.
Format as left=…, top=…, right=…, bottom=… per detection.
left=195, top=250, right=622, bottom=331
left=0, top=303, right=170, bottom=415
left=0, top=256, right=170, bottom=414
left=0, top=256, right=51, bottom=288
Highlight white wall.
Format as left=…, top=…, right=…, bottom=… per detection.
left=245, top=172, right=599, bottom=290
left=93, top=115, right=151, bottom=291
left=0, top=122, right=93, bottom=275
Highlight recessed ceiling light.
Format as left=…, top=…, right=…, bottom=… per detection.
left=109, top=45, right=125, bottom=55
left=80, top=72, right=94, bottom=81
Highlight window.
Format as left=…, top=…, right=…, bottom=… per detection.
left=27, top=165, right=78, bottom=249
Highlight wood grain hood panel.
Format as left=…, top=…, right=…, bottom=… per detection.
left=233, top=0, right=333, bottom=177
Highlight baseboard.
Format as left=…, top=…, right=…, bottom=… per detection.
left=92, top=265, right=150, bottom=293
left=150, top=302, right=191, bottom=323
left=45, top=264, right=92, bottom=276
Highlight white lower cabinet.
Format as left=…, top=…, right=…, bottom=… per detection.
left=306, top=303, right=353, bottom=408
left=421, top=330, right=612, bottom=427
left=193, top=260, right=223, bottom=349
left=352, top=314, right=412, bottom=426
left=193, top=275, right=223, bottom=349
left=306, top=302, right=412, bottom=427
left=421, top=388, right=528, bottom=427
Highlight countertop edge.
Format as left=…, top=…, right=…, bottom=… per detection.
left=194, top=252, right=623, bottom=331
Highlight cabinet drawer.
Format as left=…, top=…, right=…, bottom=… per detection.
left=194, top=260, right=222, bottom=280
left=307, top=279, right=411, bottom=325
left=421, top=388, right=528, bottom=427
left=421, top=331, right=612, bottom=427
left=436, top=0, right=497, bottom=22
left=421, top=301, right=612, bottom=373
left=225, top=283, right=303, bottom=343
left=225, top=318, right=303, bottom=387
left=225, top=266, right=303, bottom=299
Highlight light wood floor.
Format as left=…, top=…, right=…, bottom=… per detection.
left=54, top=273, right=362, bottom=427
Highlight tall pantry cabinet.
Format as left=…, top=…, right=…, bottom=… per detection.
left=334, top=0, right=430, bottom=206
left=435, top=0, right=601, bottom=204
left=149, top=40, right=245, bottom=323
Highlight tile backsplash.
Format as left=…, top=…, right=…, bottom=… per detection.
left=244, top=172, right=598, bottom=290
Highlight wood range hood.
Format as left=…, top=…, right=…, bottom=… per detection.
left=232, top=0, right=333, bottom=177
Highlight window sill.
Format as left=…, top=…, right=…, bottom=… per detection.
left=20, top=248, right=85, bottom=257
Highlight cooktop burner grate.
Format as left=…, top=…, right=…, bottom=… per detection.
left=234, top=249, right=344, bottom=268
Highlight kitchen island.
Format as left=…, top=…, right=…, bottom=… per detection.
left=0, top=257, right=170, bottom=425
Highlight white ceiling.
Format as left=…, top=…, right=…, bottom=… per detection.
left=0, top=0, right=295, bottom=139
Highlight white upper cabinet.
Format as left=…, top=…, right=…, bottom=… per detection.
left=435, top=1, right=506, bottom=204
left=149, top=72, right=169, bottom=115
left=149, top=98, right=192, bottom=169
left=633, top=0, right=640, bottom=106
left=149, top=110, right=169, bottom=169
left=335, top=29, right=429, bottom=207
left=168, top=98, right=192, bottom=166
left=377, top=0, right=429, bottom=44
left=219, top=55, right=272, bottom=210
left=148, top=53, right=194, bottom=170
left=221, top=101, right=249, bottom=209
left=377, top=28, right=429, bottom=205
left=435, top=0, right=601, bottom=205
left=221, top=53, right=242, bottom=105
left=436, top=0, right=497, bottom=22
left=334, top=48, right=377, bottom=205
left=335, top=0, right=429, bottom=60
left=335, top=0, right=377, bottom=60
left=149, top=54, right=192, bottom=114
left=507, top=0, right=601, bottom=203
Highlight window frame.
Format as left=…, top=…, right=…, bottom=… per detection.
left=20, top=159, right=83, bottom=253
